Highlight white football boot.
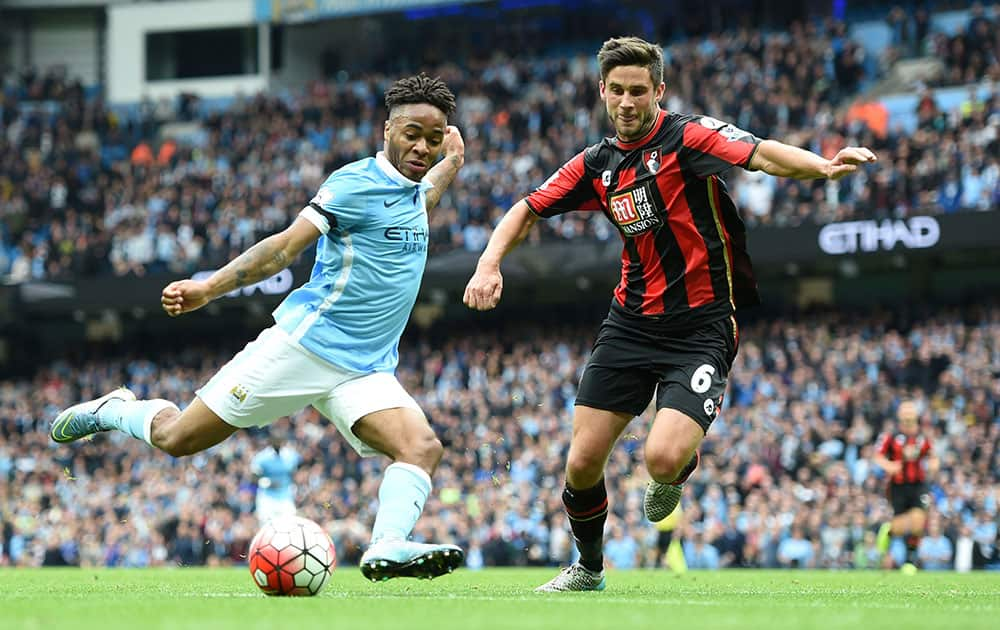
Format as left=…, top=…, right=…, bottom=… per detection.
left=50, top=387, right=136, bottom=443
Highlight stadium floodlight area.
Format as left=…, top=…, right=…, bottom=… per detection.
left=255, top=0, right=488, bottom=24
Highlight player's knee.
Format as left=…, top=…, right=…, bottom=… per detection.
left=397, top=431, right=442, bottom=471
left=645, top=446, right=688, bottom=483
left=421, top=434, right=444, bottom=468
left=565, top=449, right=605, bottom=486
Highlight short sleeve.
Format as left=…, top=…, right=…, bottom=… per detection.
left=875, top=433, right=891, bottom=456
left=679, top=116, right=761, bottom=178
left=303, top=171, right=370, bottom=234
left=524, top=151, right=602, bottom=218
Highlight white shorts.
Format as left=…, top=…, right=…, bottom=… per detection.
left=197, top=326, right=420, bottom=457
left=256, top=493, right=297, bottom=523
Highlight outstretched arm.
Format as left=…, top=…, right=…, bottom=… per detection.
left=424, top=125, right=465, bottom=211
left=160, top=216, right=321, bottom=317
left=749, top=140, right=877, bottom=180
left=463, top=200, right=539, bottom=311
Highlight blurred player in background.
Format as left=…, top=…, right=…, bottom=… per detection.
left=464, top=36, right=876, bottom=591
left=50, top=74, right=467, bottom=582
left=251, top=430, right=302, bottom=524
left=873, top=400, right=939, bottom=571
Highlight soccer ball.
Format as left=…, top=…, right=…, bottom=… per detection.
left=248, top=515, right=336, bottom=596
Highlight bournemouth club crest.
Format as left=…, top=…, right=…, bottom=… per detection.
left=642, top=146, right=661, bottom=175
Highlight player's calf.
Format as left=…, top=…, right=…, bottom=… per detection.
left=149, top=398, right=237, bottom=457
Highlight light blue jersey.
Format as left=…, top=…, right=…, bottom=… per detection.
left=251, top=446, right=301, bottom=502
left=273, top=152, right=432, bottom=373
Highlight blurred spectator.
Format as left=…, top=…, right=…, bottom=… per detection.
left=917, top=519, right=954, bottom=570
left=0, top=303, right=997, bottom=569
left=684, top=528, right=721, bottom=569
left=778, top=524, right=815, bottom=568
left=604, top=521, right=640, bottom=569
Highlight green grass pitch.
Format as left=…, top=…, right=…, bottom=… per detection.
left=2, top=568, right=998, bottom=630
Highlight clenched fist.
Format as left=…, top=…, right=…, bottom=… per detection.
left=161, top=279, right=213, bottom=317
left=463, top=265, right=503, bottom=311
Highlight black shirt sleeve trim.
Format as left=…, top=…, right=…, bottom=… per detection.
left=742, top=142, right=761, bottom=171
left=309, top=202, right=339, bottom=230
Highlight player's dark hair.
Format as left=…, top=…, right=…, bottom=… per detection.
left=597, top=36, right=664, bottom=86
left=384, top=73, right=456, bottom=117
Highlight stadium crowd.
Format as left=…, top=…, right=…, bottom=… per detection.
left=888, top=2, right=1000, bottom=86
left=1, top=304, right=997, bottom=571
left=2, top=6, right=998, bottom=283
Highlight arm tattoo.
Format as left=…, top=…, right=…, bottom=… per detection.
left=209, top=236, right=290, bottom=296
left=424, top=154, right=463, bottom=211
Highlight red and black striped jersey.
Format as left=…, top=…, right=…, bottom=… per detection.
left=876, top=432, right=933, bottom=485
left=524, top=109, right=761, bottom=329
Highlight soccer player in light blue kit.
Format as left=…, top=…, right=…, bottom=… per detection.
left=51, top=74, right=466, bottom=581
left=251, top=431, right=302, bottom=524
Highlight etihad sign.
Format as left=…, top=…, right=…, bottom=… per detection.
left=818, top=217, right=940, bottom=255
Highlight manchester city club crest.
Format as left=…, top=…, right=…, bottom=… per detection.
left=642, top=146, right=661, bottom=175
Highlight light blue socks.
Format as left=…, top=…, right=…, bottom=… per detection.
left=102, top=399, right=178, bottom=445
left=370, top=462, right=432, bottom=543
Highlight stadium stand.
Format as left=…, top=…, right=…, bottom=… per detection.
left=1, top=305, right=997, bottom=569
left=2, top=7, right=996, bottom=282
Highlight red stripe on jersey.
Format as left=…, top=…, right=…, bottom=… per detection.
left=616, top=165, right=637, bottom=190
left=682, top=119, right=756, bottom=167
left=615, top=168, right=663, bottom=313
left=635, top=231, right=666, bottom=314
left=524, top=151, right=602, bottom=217
left=876, top=433, right=891, bottom=457
left=880, top=433, right=930, bottom=485
left=896, top=439, right=907, bottom=484
left=654, top=153, right=714, bottom=308
left=612, top=166, right=655, bottom=311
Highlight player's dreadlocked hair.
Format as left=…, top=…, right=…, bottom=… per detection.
left=384, top=73, right=457, bottom=118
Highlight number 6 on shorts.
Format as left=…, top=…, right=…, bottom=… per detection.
left=690, top=364, right=716, bottom=394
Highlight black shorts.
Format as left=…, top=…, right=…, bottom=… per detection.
left=888, top=482, right=930, bottom=515
left=575, top=304, right=739, bottom=433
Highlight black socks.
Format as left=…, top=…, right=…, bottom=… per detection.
left=563, top=478, right=608, bottom=573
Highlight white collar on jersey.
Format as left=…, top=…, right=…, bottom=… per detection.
left=375, top=151, right=434, bottom=191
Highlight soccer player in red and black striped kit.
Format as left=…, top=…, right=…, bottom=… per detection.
left=464, top=36, right=877, bottom=591
left=873, top=400, right=939, bottom=570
